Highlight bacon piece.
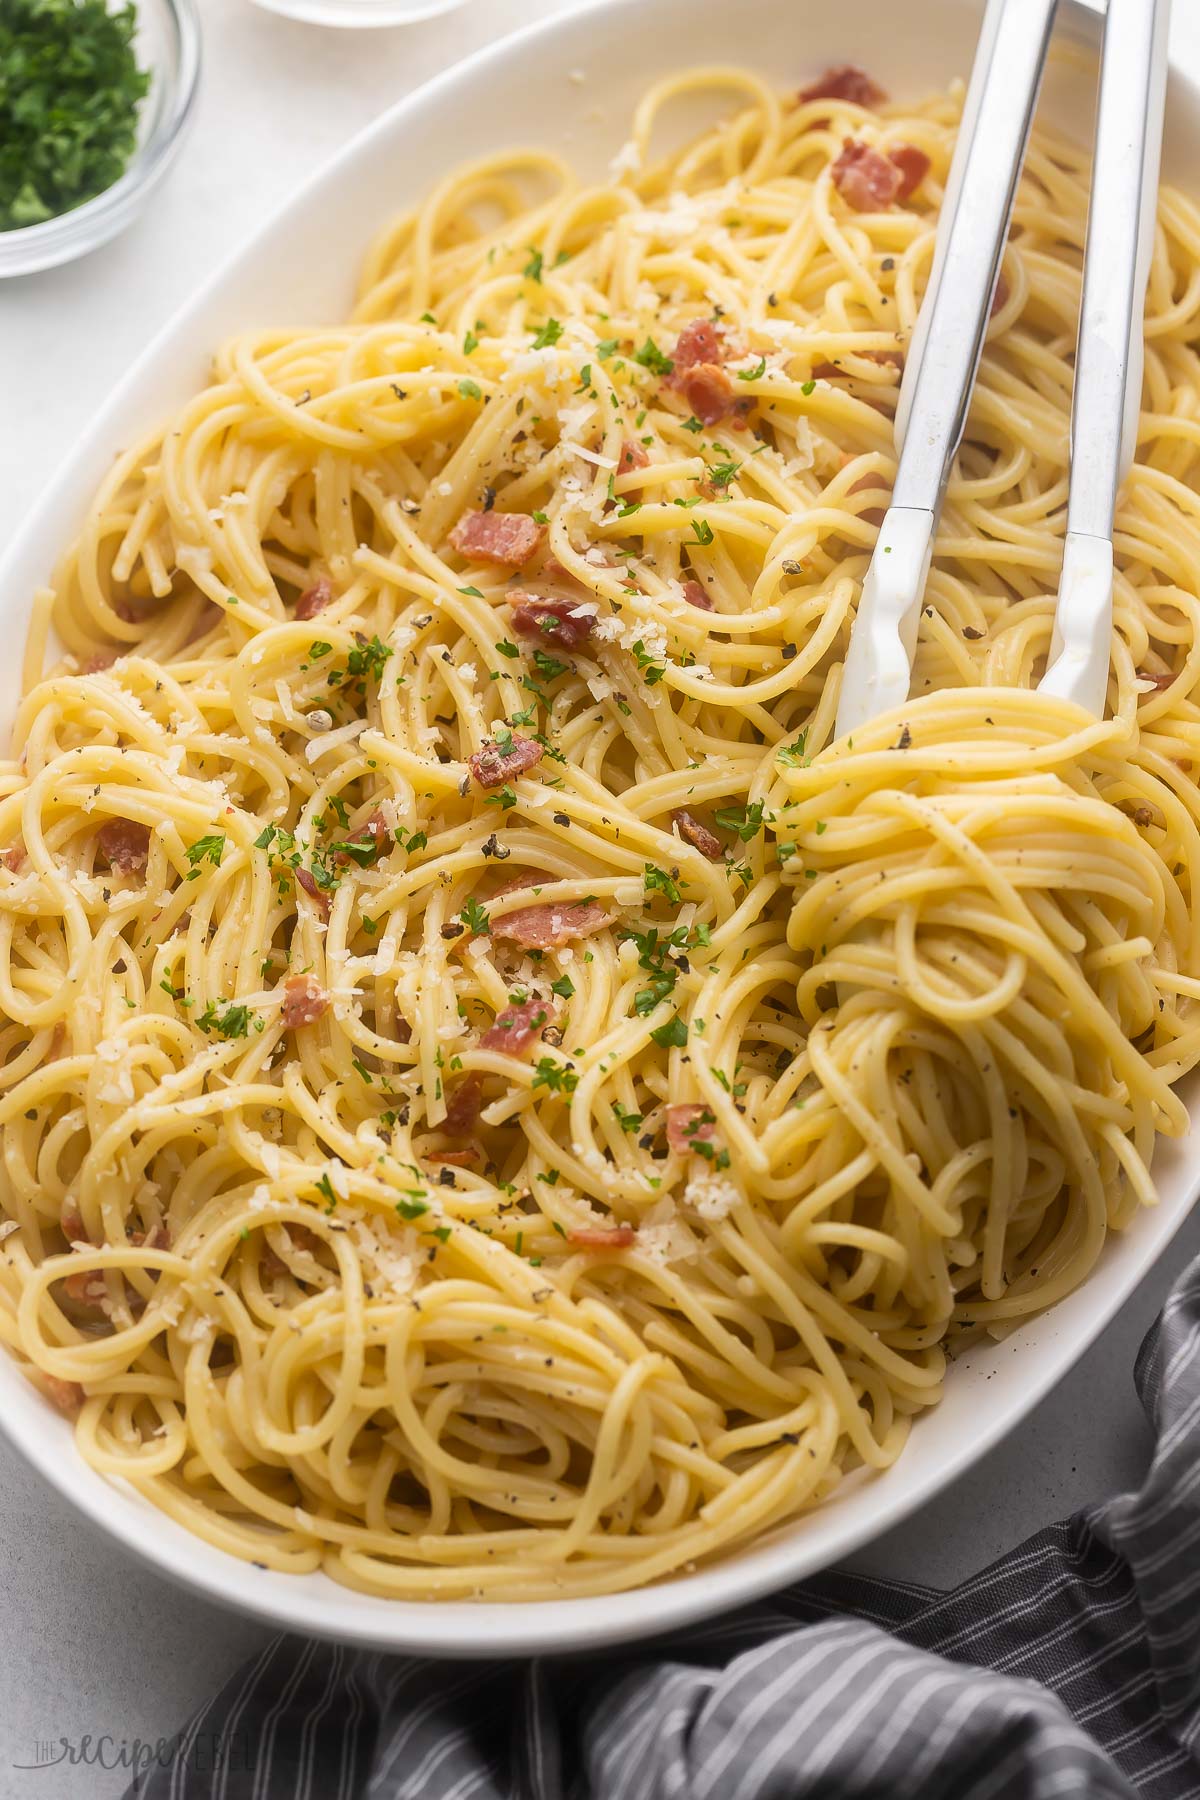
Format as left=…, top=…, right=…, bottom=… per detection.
left=63, top=1268, right=109, bottom=1306
left=82, top=649, right=118, bottom=673
left=281, top=972, right=329, bottom=1029
left=492, top=867, right=555, bottom=898
left=295, top=868, right=330, bottom=921
left=61, top=1202, right=89, bottom=1244
left=677, top=364, right=736, bottom=427
left=618, top=438, right=651, bottom=477
left=568, top=1225, right=636, bottom=1249
left=1, top=845, right=24, bottom=873
left=98, top=819, right=151, bottom=874
left=295, top=577, right=332, bottom=620
left=991, top=270, right=1011, bottom=317
left=510, top=593, right=595, bottom=652
left=131, top=1222, right=171, bottom=1250
left=672, top=809, right=724, bottom=861
left=41, top=1374, right=85, bottom=1415
left=426, top=1148, right=479, bottom=1167
left=682, top=579, right=714, bottom=612
left=468, top=733, right=543, bottom=790
left=1139, top=669, right=1177, bottom=691
left=674, top=319, right=727, bottom=371
left=450, top=510, right=545, bottom=569
left=831, top=141, right=903, bottom=211
left=888, top=145, right=931, bottom=202
left=494, top=900, right=611, bottom=949
left=443, top=1072, right=484, bottom=1138
left=799, top=65, right=886, bottom=107
left=481, top=997, right=557, bottom=1055
left=666, top=1103, right=719, bottom=1157
left=848, top=472, right=891, bottom=527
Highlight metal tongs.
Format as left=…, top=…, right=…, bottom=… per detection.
left=836, top=0, right=1172, bottom=738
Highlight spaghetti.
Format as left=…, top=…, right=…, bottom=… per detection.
left=2, top=63, right=1200, bottom=1599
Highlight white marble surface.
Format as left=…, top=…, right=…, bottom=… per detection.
left=3, top=1, right=1200, bottom=1793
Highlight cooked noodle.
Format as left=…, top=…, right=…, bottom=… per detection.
left=2, top=64, right=1200, bottom=1599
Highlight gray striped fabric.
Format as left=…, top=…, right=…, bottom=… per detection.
left=126, top=1255, right=1200, bottom=1800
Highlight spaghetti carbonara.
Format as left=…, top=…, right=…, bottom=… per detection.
left=3, top=63, right=1200, bottom=1599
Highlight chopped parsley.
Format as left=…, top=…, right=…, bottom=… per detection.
left=0, top=0, right=150, bottom=231
left=196, top=999, right=252, bottom=1039
left=531, top=318, right=564, bottom=350
left=738, top=356, right=767, bottom=381
left=532, top=1057, right=579, bottom=1095
left=185, top=833, right=225, bottom=878
left=611, top=1101, right=643, bottom=1134
left=644, top=863, right=683, bottom=904
left=522, top=246, right=544, bottom=282
left=634, top=338, right=675, bottom=377
left=460, top=897, right=490, bottom=935
left=650, top=1016, right=688, bottom=1049
left=458, top=378, right=482, bottom=400
left=713, top=800, right=767, bottom=841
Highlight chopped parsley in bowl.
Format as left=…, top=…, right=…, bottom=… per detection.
left=0, top=0, right=150, bottom=231
left=0, top=0, right=199, bottom=276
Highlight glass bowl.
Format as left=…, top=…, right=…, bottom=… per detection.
left=0, top=0, right=202, bottom=279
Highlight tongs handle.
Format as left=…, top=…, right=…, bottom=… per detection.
left=835, top=0, right=1058, bottom=739
left=1040, top=0, right=1171, bottom=714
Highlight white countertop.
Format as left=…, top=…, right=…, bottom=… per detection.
left=3, top=2, right=1200, bottom=1792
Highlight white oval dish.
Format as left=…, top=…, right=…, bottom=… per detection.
left=248, top=0, right=466, bottom=28
left=1, top=0, right=1198, bottom=1658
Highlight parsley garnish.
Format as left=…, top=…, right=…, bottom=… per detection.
left=196, top=999, right=252, bottom=1039
left=185, top=833, right=225, bottom=878
left=689, top=519, right=715, bottom=547
left=523, top=247, right=544, bottom=282
left=634, top=338, right=674, bottom=376
left=713, top=800, right=767, bottom=841
left=644, top=863, right=683, bottom=904
left=458, top=378, right=482, bottom=400
left=776, top=732, right=809, bottom=767
left=550, top=974, right=575, bottom=1000
left=650, top=1016, right=688, bottom=1049
left=531, top=318, right=564, bottom=350
left=738, top=356, right=767, bottom=381
left=532, top=1057, right=579, bottom=1095
left=0, top=0, right=149, bottom=231
left=460, top=897, right=490, bottom=935
left=612, top=1101, right=643, bottom=1134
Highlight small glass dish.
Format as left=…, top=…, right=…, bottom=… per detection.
left=249, top=0, right=465, bottom=25
left=0, top=0, right=202, bottom=279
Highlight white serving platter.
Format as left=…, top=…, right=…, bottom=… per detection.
left=1, top=0, right=1197, bottom=1658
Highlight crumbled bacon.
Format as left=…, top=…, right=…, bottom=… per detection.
left=41, top=1374, right=85, bottom=1415
left=510, top=594, right=595, bottom=651
left=666, top=1103, right=719, bottom=1157
left=798, top=65, right=886, bottom=107
left=481, top=997, right=557, bottom=1054
left=63, top=1268, right=109, bottom=1306
left=295, top=577, right=332, bottom=621
left=673, top=319, right=728, bottom=371
left=831, top=140, right=905, bottom=211
left=468, top=733, right=543, bottom=789
left=98, top=819, right=151, bottom=873
left=887, top=144, right=931, bottom=202
left=443, top=1072, right=484, bottom=1137
left=295, top=868, right=330, bottom=920
left=618, top=438, right=651, bottom=477
left=682, top=579, right=714, bottom=612
left=131, top=1222, right=171, bottom=1250
left=1, top=845, right=24, bottom=873
left=567, top=1225, right=636, bottom=1249
left=848, top=472, right=890, bottom=527
left=672, top=809, right=724, bottom=861
left=61, top=1202, right=89, bottom=1244
left=493, top=900, right=611, bottom=949
left=281, top=972, right=329, bottom=1028
left=450, top=510, right=545, bottom=568
left=677, top=364, right=736, bottom=427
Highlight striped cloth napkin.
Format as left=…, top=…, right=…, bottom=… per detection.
left=127, top=1255, right=1200, bottom=1800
